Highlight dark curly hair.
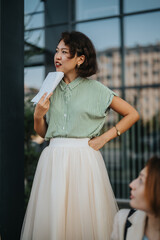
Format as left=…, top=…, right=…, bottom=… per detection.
left=59, top=31, right=98, bottom=78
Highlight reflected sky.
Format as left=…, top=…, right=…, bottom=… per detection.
left=124, top=0, right=160, bottom=13
left=25, top=0, right=44, bottom=14
left=25, top=30, right=44, bottom=48
left=125, top=12, right=160, bottom=47
left=75, top=0, right=119, bottom=20
left=24, top=1, right=160, bottom=50
left=25, top=66, right=45, bottom=90
left=25, top=13, right=44, bottom=30
left=76, top=12, right=160, bottom=50
left=24, top=0, right=160, bottom=89
left=76, top=19, right=119, bottom=51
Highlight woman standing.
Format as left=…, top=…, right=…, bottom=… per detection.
left=21, top=31, right=140, bottom=240
left=111, top=156, right=160, bottom=240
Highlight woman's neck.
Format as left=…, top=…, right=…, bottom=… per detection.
left=145, top=214, right=160, bottom=240
left=63, top=73, right=78, bottom=84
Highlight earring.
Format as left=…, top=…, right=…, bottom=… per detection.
left=77, top=63, right=81, bottom=68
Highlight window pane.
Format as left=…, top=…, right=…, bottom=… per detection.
left=75, top=0, right=119, bottom=21
left=24, top=66, right=45, bottom=90
left=76, top=19, right=120, bottom=88
left=76, top=19, right=119, bottom=51
left=125, top=87, right=160, bottom=161
left=25, top=13, right=44, bottom=30
left=125, top=12, right=160, bottom=86
left=124, top=0, right=160, bottom=13
left=25, top=30, right=44, bottom=48
left=125, top=12, right=160, bottom=47
left=24, top=0, right=44, bottom=14
left=24, top=42, right=45, bottom=67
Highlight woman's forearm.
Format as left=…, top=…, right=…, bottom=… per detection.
left=102, top=110, right=140, bottom=144
left=33, top=92, right=53, bottom=138
left=34, top=115, right=47, bottom=138
left=89, top=95, right=140, bottom=151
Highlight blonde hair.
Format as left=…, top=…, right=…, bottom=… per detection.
left=145, top=156, right=160, bottom=217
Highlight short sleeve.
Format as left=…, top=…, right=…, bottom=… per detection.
left=45, top=111, right=49, bottom=124
left=99, top=85, right=118, bottom=115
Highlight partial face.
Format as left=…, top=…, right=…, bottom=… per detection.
left=54, top=40, right=79, bottom=76
left=129, top=167, right=150, bottom=213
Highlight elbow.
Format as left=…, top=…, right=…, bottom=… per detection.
left=34, top=124, right=44, bottom=138
left=133, top=110, right=140, bottom=123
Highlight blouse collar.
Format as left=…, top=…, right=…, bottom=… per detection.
left=59, top=76, right=84, bottom=91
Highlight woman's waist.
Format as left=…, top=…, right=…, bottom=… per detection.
left=49, top=137, right=90, bottom=147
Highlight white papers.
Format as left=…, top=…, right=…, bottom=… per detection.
left=31, top=72, right=64, bottom=104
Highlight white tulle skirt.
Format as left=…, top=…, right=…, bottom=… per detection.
left=21, top=138, right=118, bottom=240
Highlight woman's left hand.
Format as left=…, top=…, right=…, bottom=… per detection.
left=88, top=135, right=106, bottom=151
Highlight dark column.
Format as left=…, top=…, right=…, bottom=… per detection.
left=0, top=0, right=24, bottom=239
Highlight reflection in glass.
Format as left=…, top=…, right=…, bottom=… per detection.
left=107, top=87, right=160, bottom=198
left=76, top=19, right=119, bottom=51
left=125, top=12, right=160, bottom=47
left=125, top=87, right=160, bottom=164
left=122, top=11, right=160, bottom=197
left=125, top=45, right=160, bottom=86
left=76, top=19, right=120, bottom=88
left=25, top=30, right=44, bottom=48
left=75, top=0, right=119, bottom=21
left=24, top=41, right=45, bottom=67
left=24, top=66, right=45, bottom=91
left=25, top=13, right=44, bottom=30
left=124, top=0, right=160, bottom=13
left=24, top=0, right=44, bottom=14
left=125, top=12, right=160, bottom=86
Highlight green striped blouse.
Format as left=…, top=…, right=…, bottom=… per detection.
left=45, top=77, right=117, bottom=140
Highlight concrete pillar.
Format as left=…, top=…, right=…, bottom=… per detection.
left=0, top=0, right=24, bottom=239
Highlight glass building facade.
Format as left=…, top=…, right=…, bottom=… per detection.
left=24, top=0, right=160, bottom=200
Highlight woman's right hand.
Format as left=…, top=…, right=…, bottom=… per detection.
left=34, top=92, right=53, bottom=119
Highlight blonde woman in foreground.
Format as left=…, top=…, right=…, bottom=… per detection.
left=111, top=156, right=160, bottom=240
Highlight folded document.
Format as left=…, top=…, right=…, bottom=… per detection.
left=31, top=72, right=64, bottom=104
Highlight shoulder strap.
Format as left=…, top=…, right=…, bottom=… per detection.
left=124, top=208, right=136, bottom=240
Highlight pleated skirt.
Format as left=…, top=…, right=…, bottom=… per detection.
left=20, top=138, right=118, bottom=240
